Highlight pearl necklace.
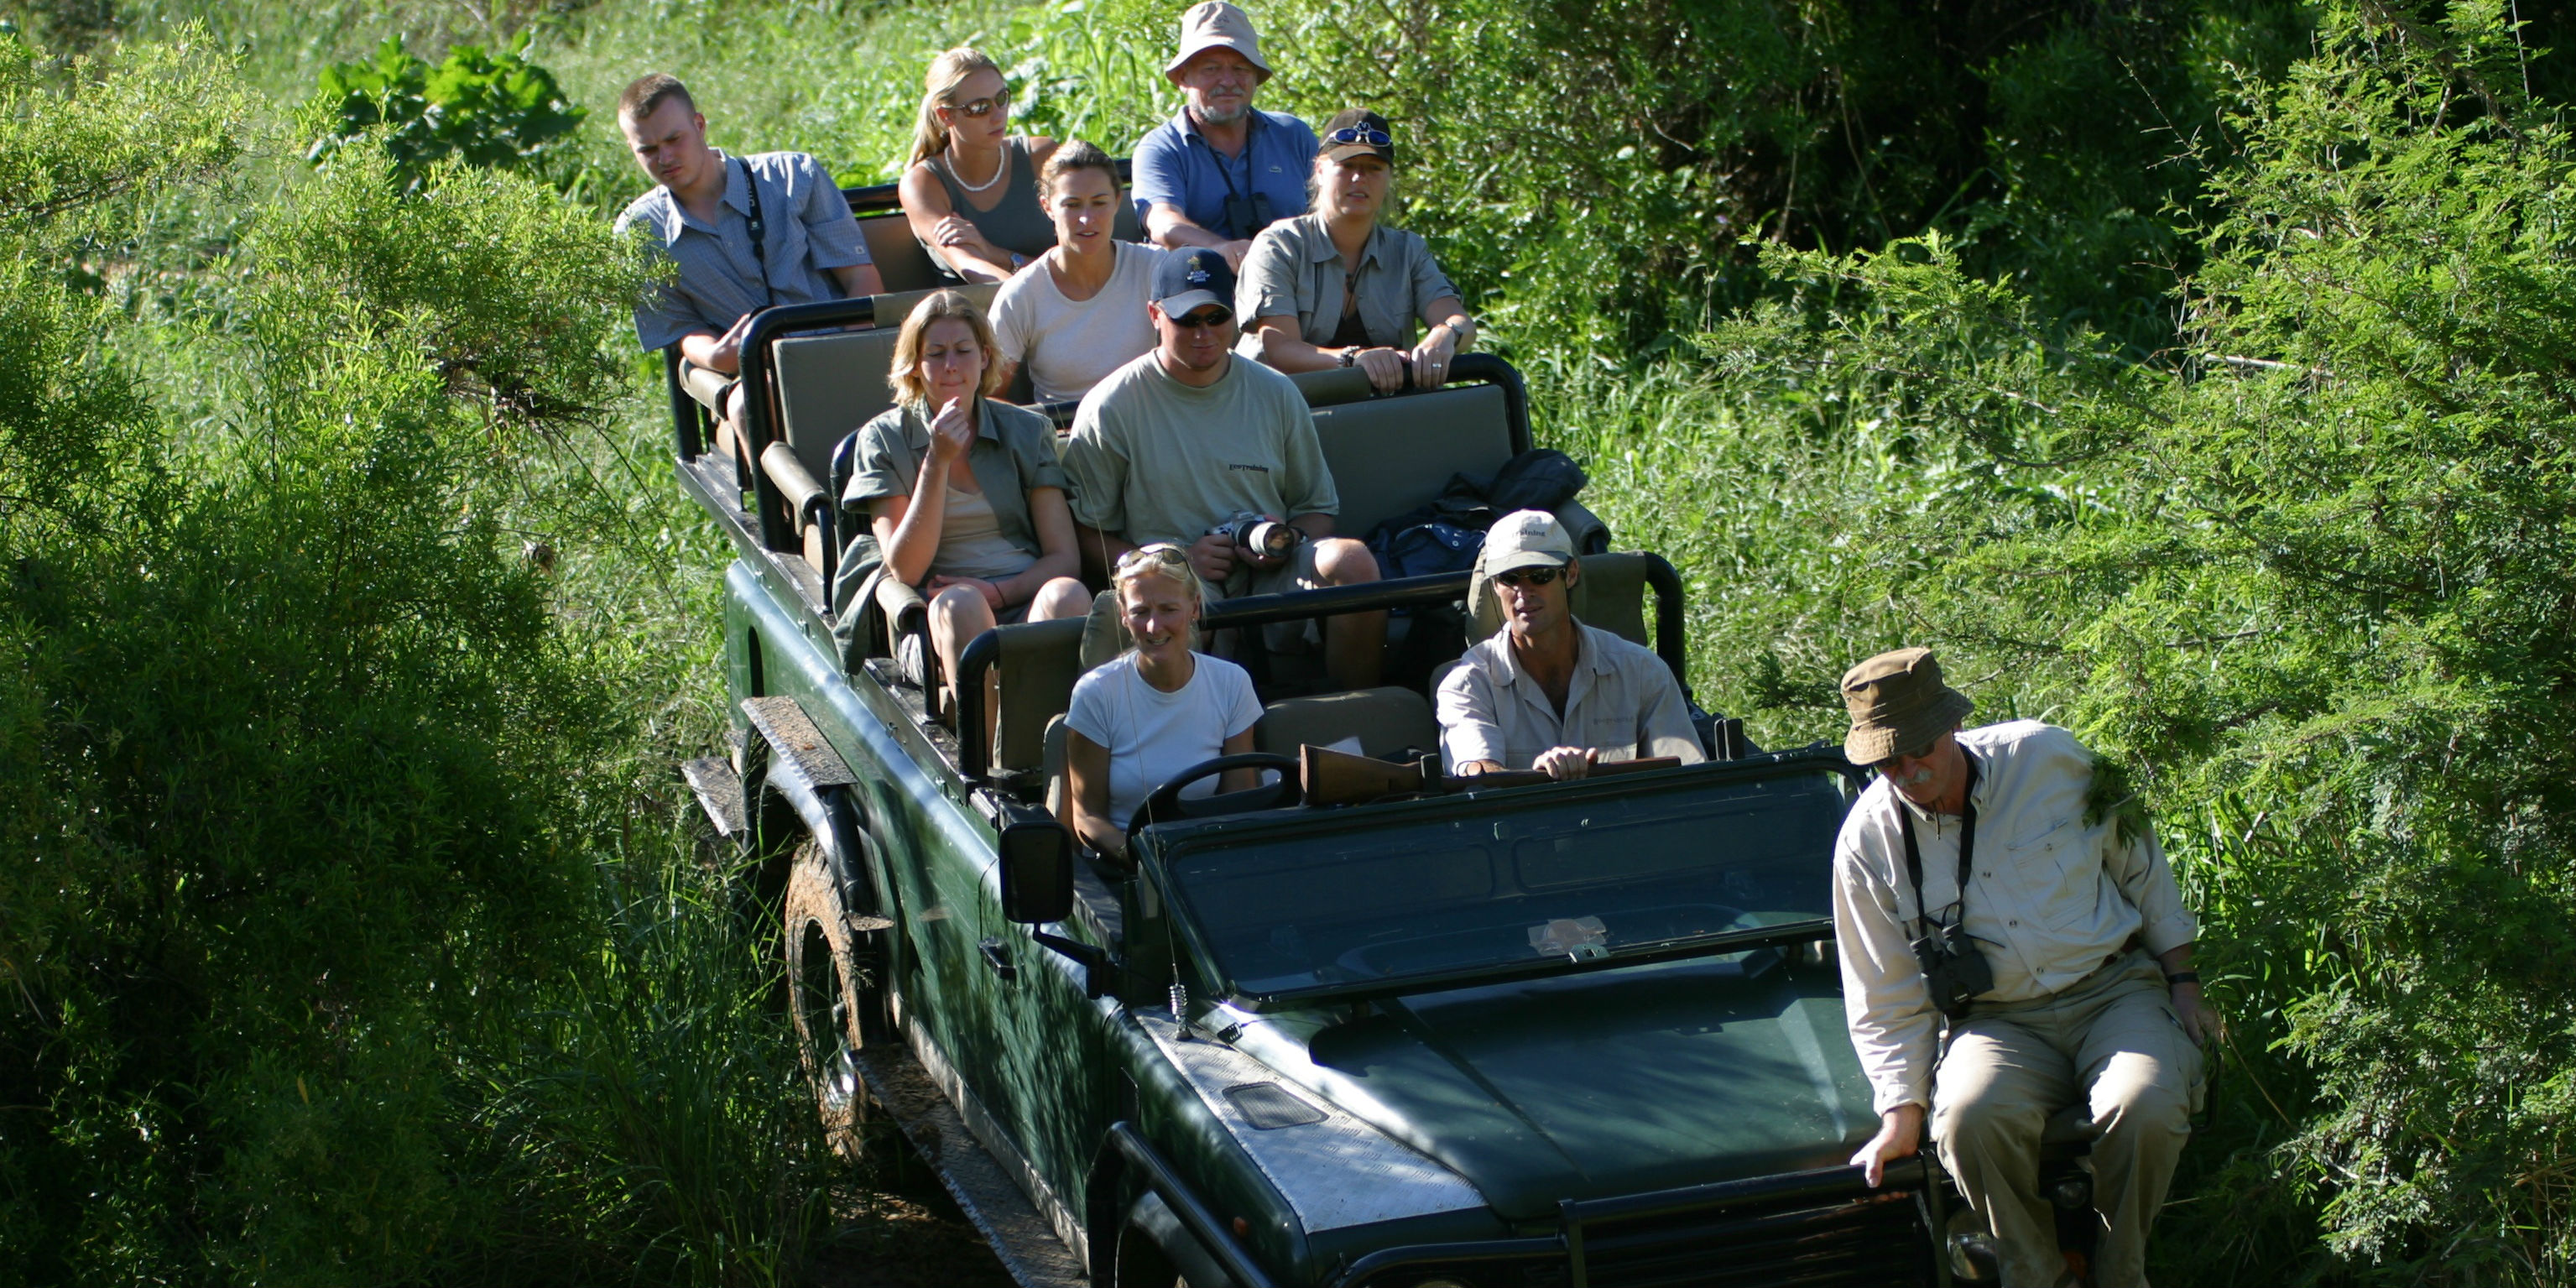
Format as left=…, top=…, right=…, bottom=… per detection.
left=947, top=143, right=1007, bottom=194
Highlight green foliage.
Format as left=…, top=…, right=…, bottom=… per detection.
left=305, top=35, right=587, bottom=190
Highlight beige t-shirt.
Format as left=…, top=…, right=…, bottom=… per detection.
left=929, top=482, right=1037, bottom=581
left=990, top=242, right=1171, bottom=404
left=1061, top=352, right=1338, bottom=549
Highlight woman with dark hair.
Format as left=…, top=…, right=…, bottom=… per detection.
left=847, top=291, right=1090, bottom=727
left=1238, top=109, right=1475, bottom=394
left=898, top=47, right=1058, bottom=283
left=989, top=139, right=1171, bottom=404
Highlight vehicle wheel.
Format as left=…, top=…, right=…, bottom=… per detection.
left=1112, top=1218, right=1186, bottom=1288
left=784, top=837, right=892, bottom=1160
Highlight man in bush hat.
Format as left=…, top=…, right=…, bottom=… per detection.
left=1832, top=647, right=2219, bottom=1287
left=1435, top=510, right=1703, bottom=780
left=1131, top=1, right=1318, bottom=268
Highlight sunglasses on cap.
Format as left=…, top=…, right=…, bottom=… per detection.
left=946, top=89, right=1013, bottom=117
left=1492, top=566, right=1562, bottom=588
left=1171, top=306, right=1233, bottom=330
left=1327, top=124, right=1394, bottom=148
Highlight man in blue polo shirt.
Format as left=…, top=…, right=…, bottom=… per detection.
left=1131, top=2, right=1317, bottom=270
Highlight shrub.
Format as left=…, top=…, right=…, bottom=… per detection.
left=305, top=35, right=588, bottom=191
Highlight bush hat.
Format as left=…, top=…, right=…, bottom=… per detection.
left=1165, top=3, right=1272, bottom=82
left=1479, top=509, right=1576, bottom=578
left=1153, top=247, right=1236, bottom=318
left=1319, top=108, right=1395, bottom=166
left=1841, top=646, right=1975, bottom=765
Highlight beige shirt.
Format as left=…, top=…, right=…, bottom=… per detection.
left=1832, top=719, right=2198, bottom=1116
left=1061, top=352, right=1338, bottom=549
left=1435, top=621, right=1706, bottom=771
left=1236, top=213, right=1458, bottom=349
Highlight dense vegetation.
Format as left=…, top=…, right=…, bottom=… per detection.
left=3, top=0, right=2572, bottom=1282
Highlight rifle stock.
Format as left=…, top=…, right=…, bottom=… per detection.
left=1300, top=745, right=1685, bottom=807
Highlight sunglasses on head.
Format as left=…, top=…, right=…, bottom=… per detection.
left=1171, top=306, right=1233, bottom=330
left=947, top=89, right=1012, bottom=118
left=1327, top=125, right=1393, bottom=148
left=1493, top=565, right=1562, bottom=588
left=1115, top=543, right=1191, bottom=573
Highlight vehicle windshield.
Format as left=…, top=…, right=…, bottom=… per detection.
left=1158, top=764, right=1851, bottom=1001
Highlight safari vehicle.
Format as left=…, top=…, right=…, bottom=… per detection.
left=665, top=182, right=1958, bottom=1286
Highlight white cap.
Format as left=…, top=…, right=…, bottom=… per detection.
left=1479, top=509, right=1576, bottom=578
left=1165, top=2, right=1272, bottom=82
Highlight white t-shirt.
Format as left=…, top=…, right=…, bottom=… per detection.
left=991, top=242, right=1170, bottom=404
left=1063, top=651, right=1264, bottom=829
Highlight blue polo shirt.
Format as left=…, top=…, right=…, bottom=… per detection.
left=1131, top=107, right=1318, bottom=242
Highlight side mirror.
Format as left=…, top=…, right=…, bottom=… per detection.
left=999, top=816, right=1076, bottom=925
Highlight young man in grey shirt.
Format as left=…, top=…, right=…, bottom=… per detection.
left=1061, top=248, right=1386, bottom=689
left=613, top=73, right=884, bottom=461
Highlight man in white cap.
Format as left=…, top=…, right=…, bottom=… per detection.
left=1131, top=1, right=1318, bottom=269
left=1831, top=646, right=2220, bottom=1287
left=1435, top=511, right=1703, bottom=780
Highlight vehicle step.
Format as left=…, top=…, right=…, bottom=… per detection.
left=680, top=756, right=746, bottom=837
left=741, top=694, right=858, bottom=788
left=852, top=1035, right=1089, bottom=1288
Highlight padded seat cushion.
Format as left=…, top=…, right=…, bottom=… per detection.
left=1254, top=687, right=1438, bottom=762
left=772, top=284, right=1002, bottom=482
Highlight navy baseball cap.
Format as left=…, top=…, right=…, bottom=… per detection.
left=1154, top=248, right=1235, bottom=318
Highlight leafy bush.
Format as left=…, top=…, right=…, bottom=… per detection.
left=305, top=35, right=587, bottom=190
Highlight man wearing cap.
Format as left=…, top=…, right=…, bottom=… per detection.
left=1831, top=648, right=2219, bottom=1288
left=614, top=73, right=884, bottom=464
left=1061, top=247, right=1387, bottom=689
left=1131, top=2, right=1318, bottom=269
left=1435, top=510, right=1703, bottom=780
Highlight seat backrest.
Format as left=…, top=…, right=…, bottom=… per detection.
left=1466, top=550, right=1656, bottom=649
left=1253, top=687, right=1438, bottom=761
left=771, top=284, right=1002, bottom=483
left=1308, top=382, right=1514, bottom=539
left=992, top=614, right=1089, bottom=774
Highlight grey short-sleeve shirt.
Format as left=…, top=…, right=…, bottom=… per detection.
left=615, top=150, right=873, bottom=352
left=1237, top=213, right=1459, bottom=349
left=844, top=398, right=1067, bottom=561
left=1060, top=352, right=1338, bottom=549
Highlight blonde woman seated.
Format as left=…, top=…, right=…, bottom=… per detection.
left=898, top=47, right=1059, bottom=284
left=1064, top=545, right=1265, bottom=859
left=1237, top=109, right=1474, bottom=394
left=847, top=291, right=1090, bottom=722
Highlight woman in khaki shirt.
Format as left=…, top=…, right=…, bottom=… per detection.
left=849, top=292, right=1091, bottom=724
left=1237, top=108, right=1476, bottom=394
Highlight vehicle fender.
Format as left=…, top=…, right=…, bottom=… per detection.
left=1129, top=1190, right=1238, bottom=1288
left=740, top=695, right=887, bottom=920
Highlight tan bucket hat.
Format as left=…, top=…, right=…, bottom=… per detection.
left=1840, top=647, right=1974, bottom=765
left=1165, top=2, right=1272, bottom=81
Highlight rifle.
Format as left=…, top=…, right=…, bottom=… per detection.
left=1300, top=743, right=1682, bottom=808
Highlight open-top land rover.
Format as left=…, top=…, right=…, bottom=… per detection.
left=667, top=182, right=1953, bottom=1287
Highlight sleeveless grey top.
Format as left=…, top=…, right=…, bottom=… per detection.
left=927, top=137, right=1057, bottom=264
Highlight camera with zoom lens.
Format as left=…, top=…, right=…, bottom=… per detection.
left=1212, top=512, right=1303, bottom=562
left=1911, top=920, right=1995, bottom=1020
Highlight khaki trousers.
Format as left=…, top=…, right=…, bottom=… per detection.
left=1931, top=952, right=2203, bottom=1288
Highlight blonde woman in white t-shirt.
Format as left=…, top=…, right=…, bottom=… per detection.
left=989, top=141, right=1168, bottom=404
left=1063, top=544, right=1265, bottom=859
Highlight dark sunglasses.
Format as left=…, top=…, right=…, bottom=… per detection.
left=1493, top=566, right=1562, bottom=588
left=1327, top=125, right=1394, bottom=148
left=947, top=90, right=1013, bottom=118
left=1172, top=307, right=1233, bottom=330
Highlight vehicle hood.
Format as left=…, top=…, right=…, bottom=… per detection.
left=1228, top=954, right=1876, bottom=1221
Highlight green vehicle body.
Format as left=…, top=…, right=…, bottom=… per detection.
left=669, top=186, right=1950, bottom=1287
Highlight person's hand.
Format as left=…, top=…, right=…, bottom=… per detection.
left=707, top=312, right=754, bottom=374
left=932, top=213, right=992, bottom=252
left=2172, top=981, right=2224, bottom=1047
left=926, top=397, right=975, bottom=464
left=1535, top=746, right=1596, bottom=780
left=1353, top=347, right=1406, bottom=394
left=1233, top=514, right=1292, bottom=571
left=1410, top=325, right=1458, bottom=388
left=928, top=575, right=1007, bottom=611
left=1851, top=1104, right=1923, bottom=1188
left=1218, top=237, right=1254, bottom=271
left=1186, top=530, right=1237, bottom=585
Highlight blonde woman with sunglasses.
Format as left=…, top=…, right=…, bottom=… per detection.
left=1063, top=545, right=1265, bottom=859
left=900, top=47, right=1060, bottom=284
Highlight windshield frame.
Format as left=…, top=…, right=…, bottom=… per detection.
left=1140, top=748, right=1863, bottom=1010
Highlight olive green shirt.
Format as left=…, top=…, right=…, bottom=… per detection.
left=1061, top=352, right=1338, bottom=548
left=1236, top=213, right=1459, bottom=349
left=844, top=397, right=1068, bottom=562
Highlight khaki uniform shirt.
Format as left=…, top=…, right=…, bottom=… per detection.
left=1236, top=213, right=1460, bottom=350
left=844, top=398, right=1068, bottom=562
left=1435, top=622, right=1706, bottom=771
left=1061, top=352, right=1338, bottom=549
left=1832, top=720, right=2198, bottom=1115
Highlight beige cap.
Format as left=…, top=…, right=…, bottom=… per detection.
left=1165, top=2, right=1272, bottom=82
left=1840, top=647, right=1975, bottom=765
left=1479, top=509, right=1577, bottom=578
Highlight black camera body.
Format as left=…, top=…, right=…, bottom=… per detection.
left=1212, top=512, right=1302, bottom=561
left=1911, top=920, right=1996, bottom=1021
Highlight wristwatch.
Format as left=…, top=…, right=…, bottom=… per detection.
left=1338, top=348, right=1357, bottom=368
left=2164, top=971, right=2200, bottom=986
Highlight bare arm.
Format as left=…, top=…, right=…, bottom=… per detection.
left=986, top=487, right=1082, bottom=607
left=1216, top=727, right=1259, bottom=792
left=1145, top=202, right=1251, bottom=268
left=899, top=163, right=1016, bottom=284
left=1066, top=727, right=1125, bottom=856
left=829, top=261, right=885, bottom=300
left=2156, top=941, right=2221, bottom=1046
left=676, top=316, right=748, bottom=375
left=988, top=357, right=1022, bottom=399
left=1287, top=513, right=1336, bottom=542
left=1075, top=521, right=1137, bottom=587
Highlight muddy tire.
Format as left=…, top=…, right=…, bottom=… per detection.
left=784, top=837, right=892, bottom=1161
